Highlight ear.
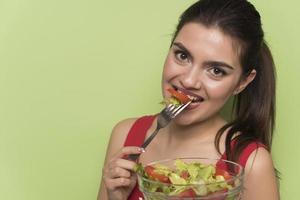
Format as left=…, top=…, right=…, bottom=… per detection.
left=233, top=69, right=256, bottom=95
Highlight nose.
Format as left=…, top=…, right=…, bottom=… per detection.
left=180, top=67, right=202, bottom=89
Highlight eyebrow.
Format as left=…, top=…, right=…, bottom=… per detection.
left=203, top=61, right=234, bottom=70
left=173, top=42, right=234, bottom=70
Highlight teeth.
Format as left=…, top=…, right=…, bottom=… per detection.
left=187, top=94, right=197, bottom=101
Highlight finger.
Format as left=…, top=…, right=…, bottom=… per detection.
left=114, top=146, right=145, bottom=158
left=103, top=158, right=136, bottom=180
left=109, top=157, right=139, bottom=172
left=104, top=177, right=132, bottom=190
left=109, top=166, right=131, bottom=179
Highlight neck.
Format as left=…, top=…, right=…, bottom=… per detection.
left=165, top=114, right=226, bottom=144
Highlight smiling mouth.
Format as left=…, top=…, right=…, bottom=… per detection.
left=172, top=85, right=204, bottom=103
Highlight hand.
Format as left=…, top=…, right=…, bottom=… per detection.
left=102, top=146, right=144, bottom=200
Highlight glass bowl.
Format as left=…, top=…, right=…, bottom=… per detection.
left=136, top=157, right=244, bottom=200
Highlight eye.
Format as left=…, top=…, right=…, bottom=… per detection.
left=174, top=50, right=190, bottom=63
left=209, top=67, right=227, bottom=77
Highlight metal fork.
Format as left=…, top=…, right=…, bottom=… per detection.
left=128, top=101, right=191, bottom=161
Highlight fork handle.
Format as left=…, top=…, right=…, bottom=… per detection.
left=140, top=127, right=159, bottom=149
left=127, top=128, right=160, bottom=161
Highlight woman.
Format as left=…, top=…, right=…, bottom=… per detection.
left=98, top=0, right=280, bottom=199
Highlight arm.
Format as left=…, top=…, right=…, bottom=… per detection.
left=242, top=147, right=280, bottom=200
left=97, top=118, right=141, bottom=200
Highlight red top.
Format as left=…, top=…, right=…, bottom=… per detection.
left=123, top=115, right=265, bottom=200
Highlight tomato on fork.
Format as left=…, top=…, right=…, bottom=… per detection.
left=167, top=88, right=191, bottom=104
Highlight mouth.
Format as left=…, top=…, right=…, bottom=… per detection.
left=172, top=85, right=204, bottom=103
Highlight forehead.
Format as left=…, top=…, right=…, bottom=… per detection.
left=174, top=22, right=242, bottom=69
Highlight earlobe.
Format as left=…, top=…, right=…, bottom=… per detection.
left=234, top=69, right=257, bottom=95
left=233, top=90, right=239, bottom=95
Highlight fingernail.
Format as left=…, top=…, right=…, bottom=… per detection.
left=139, top=147, right=145, bottom=153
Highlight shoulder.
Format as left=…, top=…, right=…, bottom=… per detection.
left=112, top=118, right=138, bottom=134
left=243, top=147, right=279, bottom=199
left=245, top=147, right=274, bottom=175
left=103, top=118, right=138, bottom=161
left=109, top=117, right=138, bottom=147
left=241, top=142, right=274, bottom=177
left=105, top=115, right=156, bottom=159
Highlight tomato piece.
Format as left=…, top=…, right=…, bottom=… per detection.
left=180, top=170, right=190, bottom=180
left=215, top=168, right=232, bottom=181
left=167, top=88, right=190, bottom=104
left=178, top=188, right=197, bottom=197
left=144, top=166, right=170, bottom=183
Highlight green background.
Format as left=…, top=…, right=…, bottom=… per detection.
left=0, top=0, right=299, bottom=199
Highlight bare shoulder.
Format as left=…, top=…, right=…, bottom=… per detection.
left=245, top=147, right=275, bottom=175
left=110, top=118, right=138, bottom=146
left=243, top=147, right=280, bottom=200
left=109, top=118, right=138, bottom=147
left=104, top=117, right=138, bottom=161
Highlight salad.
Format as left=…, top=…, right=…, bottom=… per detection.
left=135, top=159, right=240, bottom=199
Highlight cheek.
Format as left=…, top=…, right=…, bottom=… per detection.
left=204, top=79, right=237, bottom=99
left=162, top=54, right=177, bottom=81
left=161, top=54, right=173, bottom=96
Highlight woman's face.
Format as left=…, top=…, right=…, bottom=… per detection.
left=162, top=22, right=253, bottom=125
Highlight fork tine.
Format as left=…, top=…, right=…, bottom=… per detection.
left=163, top=104, right=180, bottom=120
left=171, top=101, right=192, bottom=118
left=166, top=103, right=173, bottom=109
left=173, top=103, right=187, bottom=112
left=165, top=104, right=177, bottom=113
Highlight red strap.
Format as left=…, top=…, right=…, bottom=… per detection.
left=123, top=115, right=156, bottom=147
left=238, top=142, right=266, bottom=167
left=124, top=115, right=156, bottom=200
left=217, top=141, right=266, bottom=170
left=127, top=186, right=143, bottom=200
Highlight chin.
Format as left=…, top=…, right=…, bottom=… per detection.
left=173, top=110, right=218, bottom=127
left=172, top=114, right=199, bottom=126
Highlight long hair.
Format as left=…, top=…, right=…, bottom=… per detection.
left=171, top=0, right=276, bottom=163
